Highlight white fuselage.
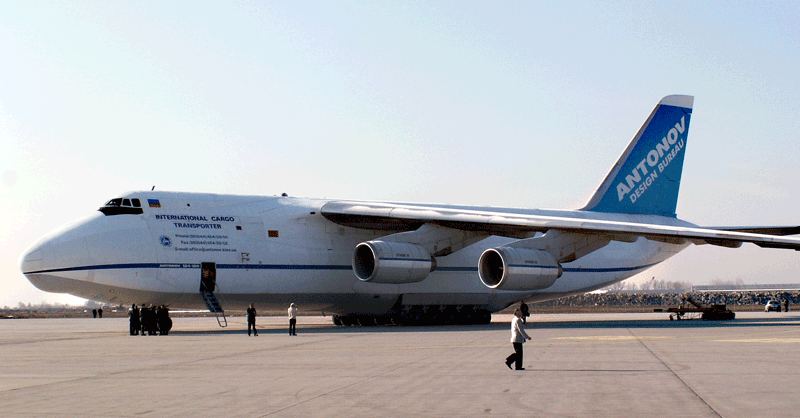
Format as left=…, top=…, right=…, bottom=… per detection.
left=21, top=192, right=690, bottom=314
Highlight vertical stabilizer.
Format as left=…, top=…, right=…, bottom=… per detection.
left=581, top=95, right=693, bottom=217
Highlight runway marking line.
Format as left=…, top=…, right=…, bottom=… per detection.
left=715, top=338, right=800, bottom=344
left=551, top=336, right=673, bottom=342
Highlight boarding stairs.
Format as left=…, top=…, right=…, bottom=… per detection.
left=200, top=289, right=228, bottom=327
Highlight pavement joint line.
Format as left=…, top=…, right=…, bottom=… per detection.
left=626, top=328, right=723, bottom=418
left=0, top=333, right=121, bottom=347
left=518, top=368, right=668, bottom=373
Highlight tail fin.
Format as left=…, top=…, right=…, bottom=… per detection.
left=581, top=95, right=693, bottom=217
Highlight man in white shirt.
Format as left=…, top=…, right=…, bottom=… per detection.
left=505, top=308, right=531, bottom=370
left=288, top=303, right=297, bottom=336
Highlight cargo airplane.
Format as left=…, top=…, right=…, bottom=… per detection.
left=20, top=95, right=800, bottom=325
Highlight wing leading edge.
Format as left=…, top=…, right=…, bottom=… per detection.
left=321, top=201, right=800, bottom=251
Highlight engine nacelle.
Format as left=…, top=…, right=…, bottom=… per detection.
left=352, top=240, right=435, bottom=284
left=478, top=247, right=562, bottom=290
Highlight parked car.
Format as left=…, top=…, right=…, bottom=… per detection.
left=765, top=300, right=782, bottom=312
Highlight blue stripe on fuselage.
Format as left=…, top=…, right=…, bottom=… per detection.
left=23, top=262, right=658, bottom=275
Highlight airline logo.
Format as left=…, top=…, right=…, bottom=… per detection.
left=616, top=115, right=687, bottom=204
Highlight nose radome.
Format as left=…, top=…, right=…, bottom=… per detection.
left=21, top=241, right=48, bottom=275
left=20, top=238, right=65, bottom=293
left=20, top=215, right=98, bottom=293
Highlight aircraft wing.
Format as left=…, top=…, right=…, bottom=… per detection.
left=707, top=226, right=800, bottom=236
left=321, top=201, right=800, bottom=251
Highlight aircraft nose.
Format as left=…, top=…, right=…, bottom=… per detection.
left=20, top=238, right=62, bottom=292
left=21, top=241, right=49, bottom=276
left=21, top=219, right=93, bottom=293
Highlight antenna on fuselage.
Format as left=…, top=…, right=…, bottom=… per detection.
left=151, top=185, right=156, bottom=191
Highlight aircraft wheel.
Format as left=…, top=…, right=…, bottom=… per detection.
left=442, top=306, right=458, bottom=325
left=457, top=307, right=475, bottom=325
left=405, top=307, right=423, bottom=325
left=374, top=315, right=390, bottom=326
left=476, top=310, right=492, bottom=324
left=340, top=315, right=354, bottom=327
left=423, top=308, right=440, bottom=326
left=355, top=314, right=372, bottom=327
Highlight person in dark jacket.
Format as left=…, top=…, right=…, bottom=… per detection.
left=97, top=307, right=103, bottom=318
left=246, top=304, right=258, bottom=336
left=139, top=304, right=148, bottom=336
left=141, top=305, right=149, bottom=334
left=129, top=304, right=140, bottom=335
left=156, top=305, right=172, bottom=335
left=147, top=306, right=158, bottom=335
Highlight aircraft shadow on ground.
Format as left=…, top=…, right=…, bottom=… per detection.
left=168, top=316, right=800, bottom=335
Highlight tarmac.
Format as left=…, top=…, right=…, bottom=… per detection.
left=1, top=312, right=800, bottom=417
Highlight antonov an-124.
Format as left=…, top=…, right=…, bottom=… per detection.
left=20, top=96, right=800, bottom=326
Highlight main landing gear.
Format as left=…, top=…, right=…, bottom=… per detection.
left=332, top=305, right=492, bottom=326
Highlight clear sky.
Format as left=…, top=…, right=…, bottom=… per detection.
left=1, top=1, right=799, bottom=307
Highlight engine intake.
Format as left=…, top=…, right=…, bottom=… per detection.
left=353, top=240, right=435, bottom=284
left=478, top=247, right=562, bottom=290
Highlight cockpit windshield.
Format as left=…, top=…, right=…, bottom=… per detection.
left=99, top=197, right=143, bottom=215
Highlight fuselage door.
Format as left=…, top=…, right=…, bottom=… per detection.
left=200, top=262, right=217, bottom=292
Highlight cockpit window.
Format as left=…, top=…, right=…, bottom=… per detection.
left=99, top=197, right=144, bottom=216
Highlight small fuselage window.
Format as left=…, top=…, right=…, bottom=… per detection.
left=99, top=197, right=144, bottom=216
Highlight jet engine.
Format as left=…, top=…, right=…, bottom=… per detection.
left=478, top=247, right=562, bottom=291
left=352, top=240, right=435, bottom=284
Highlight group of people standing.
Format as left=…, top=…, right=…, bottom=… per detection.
left=246, top=303, right=298, bottom=336
left=128, top=304, right=172, bottom=336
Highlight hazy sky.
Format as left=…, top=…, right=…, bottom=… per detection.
left=1, top=1, right=799, bottom=307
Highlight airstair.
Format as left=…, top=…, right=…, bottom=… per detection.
left=201, top=289, right=228, bottom=327
left=199, top=262, right=227, bottom=327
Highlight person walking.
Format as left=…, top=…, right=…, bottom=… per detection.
left=784, top=299, right=790, bottom=312
left=504, top=309, right=531, bottom=371
left=288, top=303, right=297, bottom=336
left=246, top=303, right=258, bottom=336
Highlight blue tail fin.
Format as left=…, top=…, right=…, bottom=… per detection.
left=582, top=95, right=693, bottom=217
